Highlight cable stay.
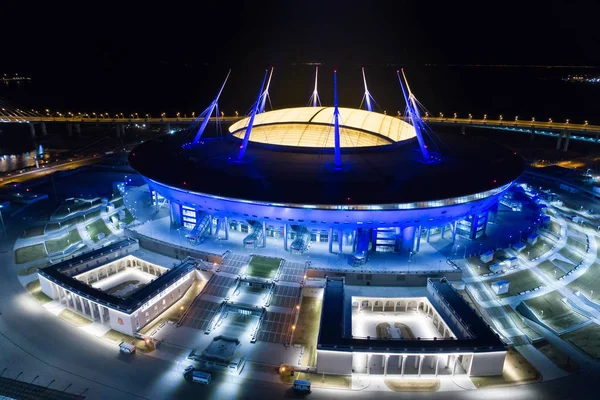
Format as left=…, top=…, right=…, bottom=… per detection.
left=258, top=67, right=274, bottom=113
left=181, top=69, right=231, bottom=147
left=397, top=69, right=441, bottom=163
left=236, top=70, right=269, bottom=161
left=307, top=66, right=321, bottom=107
left=359, top=67, right=377, bottom=112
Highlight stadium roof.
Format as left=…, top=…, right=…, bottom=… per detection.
left=229, top=107, right=416, bottom=148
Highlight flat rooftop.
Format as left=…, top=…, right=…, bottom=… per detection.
left=39, top=251, right=199, bottom=314
left=317, top=278, right=505, bottom=354
left=129, top=132, right=524, bottom=205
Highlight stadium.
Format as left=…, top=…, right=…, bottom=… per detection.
left=128, top=70, right=525, bottom=267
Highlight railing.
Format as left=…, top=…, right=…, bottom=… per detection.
left=422, top=117, right=600, bottom=133
left=0, top=116, right=243, bottom=123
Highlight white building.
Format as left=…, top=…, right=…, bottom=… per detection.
left=37, top=238, right=211, bottom=336
left=315, top=278, right=506, bottom=377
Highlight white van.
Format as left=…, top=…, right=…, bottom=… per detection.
left=192, top=371, right=211, bottom=384
left=292, top=379, right=311, bottom=393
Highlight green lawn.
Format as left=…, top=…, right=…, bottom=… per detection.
left=45, top=229, right=82, bottom=254
left=525, top=239, right=553, bottom=261
left=59, top=309, right=92, bottom=327
left=26, top=280, right=52, bottom=304
left=567, top=236, right=587, bottom=253
left=561, top=323, right=600, bottom=359
left=549, top=221, right=562, bottom=236
left=293, top=297, right=322, bottom=367
left=45, top=215, right=86, bottom=232
left=525, top=291, right=587, bottom=332
left=20, top=226, right=46, bottom=238
left=486, top=270, right=544, bottom=298
left=15, top=244, right=47, bottom=264
left=503, top=305, right=543, bottom=341
left=53, top=199, right=95, bottom=218
left=559, top=248, right=583, bottom=265
left=247, top=256, right=281, bottom=279
left=121, top=208, right=135, bottom=225
left=567, top=262, right=600, bottom=298
left=18, top=261, right=50, bottom=276
left=86, top=219, right=112, bottom=242
left=471, top=348, right=540, bottom=388
left=534, top=341, right=580, bottom=372
left=537, top=260, right=563, bottom=280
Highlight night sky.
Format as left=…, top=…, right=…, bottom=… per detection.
left=3, top=1, right=600, bottom=115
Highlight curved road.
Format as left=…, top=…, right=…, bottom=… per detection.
left=0, top=238, right=595, bottom=399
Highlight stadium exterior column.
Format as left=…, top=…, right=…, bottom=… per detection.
left=366, top=354, right=370, bottom=375
left=384, top=355, right=389, bottom=376
left=166, top=123, right=171, bottom=133
left=338, top=228, right=343, bottom=254
left=88, top=300, right=96, bottom=320
left=284, top=224, right=288, bottom=250
left=41, top=122, right=48, bottom=135
left=469, top=214, right=479, bottom=240
left=530, top=129, right=535, bottom=140
left=488, top=202, right=499, bottom=224
left=452, top=356, right=459, bottom=376
left=414, top=226, right=422, bottom=252
left=451, top=221, right=458, bottom=243
left=401, top=356, right=407, bottom=377
left=435, top=356, right=440, bottom=376
left=170, top=202, right=181, bottom=228
left=262, top=221, right=266, bottom=247
left=28, top=123, right=35, bottom=137
left=398, top=355, right=402, bottom=368
left=224, top=217, right=229, bottom=240
left=67, top=123, right=73, bottom=136
left=352, top=229, right=357, bottom=253
left=209, top=216, right=213, bottom=235
left=78, top=295, right=86, bottom=314
left=441, top=225, right=445, bottom=239
left=430, top=356, right=435, bottom=369
left=98, top=305, right=105, bottom=324
left=402, top=226, right=415, bottom=252
left=414, top=355, right=419, bottom=368
left=75, top=124, right=81, bottom=135
left=426, top=228, right=431, bottom=243
left=418, top=355, right=424, bottom=377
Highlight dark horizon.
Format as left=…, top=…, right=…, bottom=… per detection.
left=3, top=1, right=600, bottom=120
